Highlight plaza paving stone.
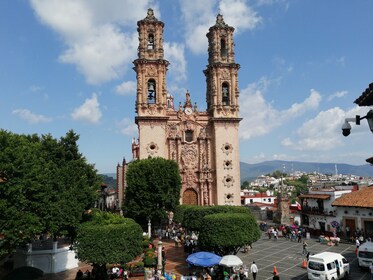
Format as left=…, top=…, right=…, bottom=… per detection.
left=40, top=233, right=372, bottom=280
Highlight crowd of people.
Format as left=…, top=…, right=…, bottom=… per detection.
left=266, top=224, right=308, bottom=243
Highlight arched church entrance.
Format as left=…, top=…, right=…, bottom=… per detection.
left=182, top=189, right=198, bottom=205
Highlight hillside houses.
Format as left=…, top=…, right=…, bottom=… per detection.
left=332, top=187, right=373, bottom=240
left=242, top=172, right=373, bottom=239
left=298, top=185, right=354, bottom=235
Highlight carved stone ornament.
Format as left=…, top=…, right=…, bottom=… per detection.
left=167, top=124, right=180, bottom=139
left=221, top=143, right=233, bottom=155
left=198, top=127, right=207, bottom=139
left=224, top=193, right=234, bottom=204
left=223, top=175, right=234, bottom=188
left=223, top=160, right=233, bottom=170
left=146, top=142, right=159, bottom=156
left=181, top=145, right=198, bottom=169
left=146, top=65, right=157, bottom=77
left=221, top=69, right=230, bottom=80
left=146, top=105, right=157, bottom=115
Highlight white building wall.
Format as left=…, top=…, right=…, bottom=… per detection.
left=14, top=242, right=78, bottom=274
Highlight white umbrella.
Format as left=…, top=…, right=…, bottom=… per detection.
left=219, top=255, right=243, bottom=267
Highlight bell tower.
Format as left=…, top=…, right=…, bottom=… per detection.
left=204, top=14, right=242, bottom=205
left=129, top=10, right=242, bottom=206
left=133, top=9, right=170, bottom=159
left=133, top=8, right=169, bottom=116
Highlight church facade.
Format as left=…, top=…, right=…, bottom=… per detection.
left=131, top=9, right=242, bottom=206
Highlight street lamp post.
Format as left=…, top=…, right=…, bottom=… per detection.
left=157, top=241, right=163, bottom=273
left=148, top=218, right=151, bottom=238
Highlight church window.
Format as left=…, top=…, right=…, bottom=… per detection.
left=222, top=82, right=229, bottom=105
left=220, top=39, right=227, bottom=57
left=147, top=79, right=156, bottom=104
left=185, top=130, right=193, bottom=142
left=148, top=34, right=154, bottom=50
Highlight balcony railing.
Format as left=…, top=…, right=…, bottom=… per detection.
left=301, top=206, right=336, bottom=216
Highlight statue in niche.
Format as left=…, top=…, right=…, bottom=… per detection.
left=199, top=127, right=207, bottom=138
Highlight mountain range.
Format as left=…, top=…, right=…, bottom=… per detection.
left=240, top=160, right=373, bottom=182
left=102, top=160, right=373, bottom=186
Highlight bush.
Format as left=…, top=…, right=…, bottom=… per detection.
left=198, top=212, right=261, bottom=255
left=74, top=210, right=143, bottom=265
left=183, top=205, right=252, bottom=231
left=143, top=256, right=157, bottom=267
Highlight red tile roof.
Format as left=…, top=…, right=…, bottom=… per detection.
left=332, top=187, right=373, bottom=208
left=298, top=194, right=331, bottom=200
left=354, top=83, right=373, bottom=106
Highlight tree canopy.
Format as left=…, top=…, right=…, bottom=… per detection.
left=175, top=205, right=261, bottom=255
left=198, top=212, right=261, bottom=255
left=74, top=209, right=143, bottom=265
left=0, top=130, right=100, bottom=255
left=179, top=205, right=252, bottom=232
left=124, top=157, right=181, bottom=227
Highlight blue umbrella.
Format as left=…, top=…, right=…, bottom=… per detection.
left=186, top=251, right=222, bottom=267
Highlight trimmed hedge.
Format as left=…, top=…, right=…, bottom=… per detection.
left=74, top=210, right=143, bottom=265
left=182, top=205, right=252, bottom=231
left=198, top=212, right=261, bottom=255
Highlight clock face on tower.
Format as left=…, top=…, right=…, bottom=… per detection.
left=185, top=107, right=193, bottom=115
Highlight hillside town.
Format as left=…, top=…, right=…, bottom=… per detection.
left=241, top=170, right=373, bottom=241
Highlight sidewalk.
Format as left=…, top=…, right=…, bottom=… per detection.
left=41, top=238, right=190, bottom=280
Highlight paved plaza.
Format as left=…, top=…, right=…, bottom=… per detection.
left=237, top=233, right=370, bottom=280
left=26, top=233, right=373, bottom=280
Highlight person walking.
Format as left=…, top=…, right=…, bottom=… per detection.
left=273, top=272, right=280, bottom=280
left=302, top=240, right=308, bottom=255
left=250, top=261, right=258, bottom=280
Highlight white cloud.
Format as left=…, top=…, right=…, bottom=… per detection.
left=283, top=106, right=369, bottom=152
left=164, top=42, right=187, bottom=82
left=218, top=0, right=262, bottom=33
left=29, top=85, right=43, bottom=92
left=115, top=81, right=137, bottom=96
left=179, top=0, right=261, bottom=54
left=327, top=90, right=347, bottom=102
left=238, top=77, right=322, bottom=139
left=117, top=117, right=138, bottom=136
left=12, top=109, right=52, bottom=124
left=30, top=0, right=150, bottom=84
left=59, top=26, right=138, bottom=84
left=284, top=89, right=321, bottom=116
left=71, top=93, right=102, bottom=124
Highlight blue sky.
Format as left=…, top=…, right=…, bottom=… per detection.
left=1, top=0, right=373, bottom=174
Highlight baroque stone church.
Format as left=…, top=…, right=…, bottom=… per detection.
left=118, top=9, right=242, bottom=207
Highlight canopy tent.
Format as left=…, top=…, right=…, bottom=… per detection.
left=219, top=255, right=243, bottom=267
left=186, top=252, right=222, bottom=267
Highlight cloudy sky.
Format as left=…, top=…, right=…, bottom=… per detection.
left=1, top=0, right=373, bottom=174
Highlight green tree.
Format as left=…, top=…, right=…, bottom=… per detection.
left=284, top=175, right=309, bottom=200
left=124, top=157, right=181, bottom=227
left=198, top=213, right=260, bottom=255
left=265, top=170, right=287, bottom=178
left=241, top=180, right=250, bottom=189
left=0, top=130, right=100, bottom=255
left=182, top=205, right=252, bottom=232
left=74, top=210, right=143, bottom=266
